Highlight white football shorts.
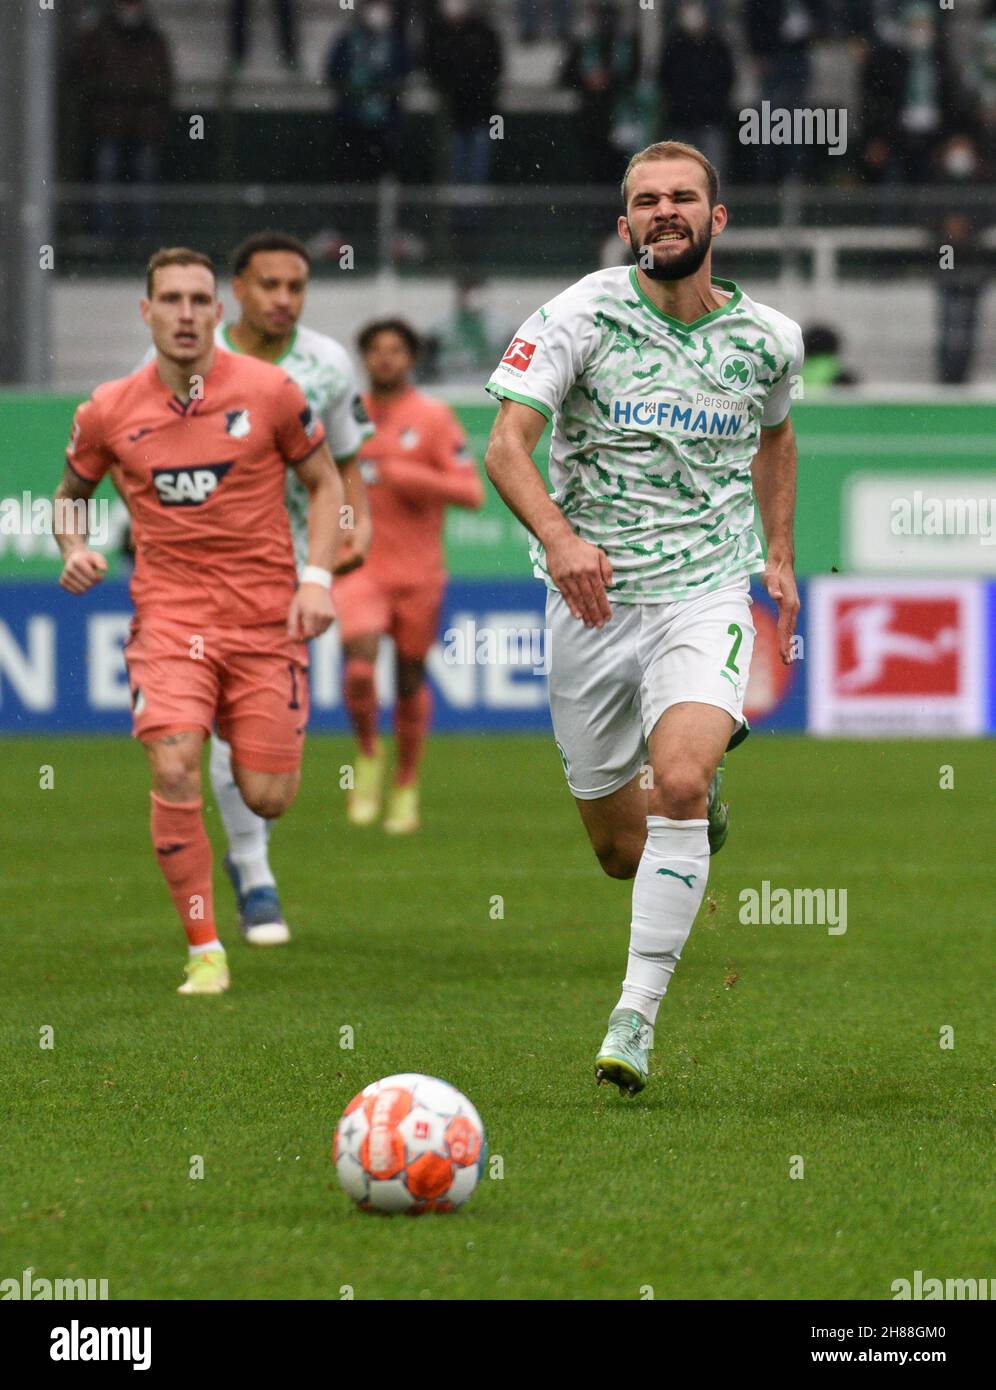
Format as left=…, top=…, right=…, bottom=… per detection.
left=545, top=577, right=756, bottom=800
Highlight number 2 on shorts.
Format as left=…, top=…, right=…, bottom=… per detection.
left=725, top=622, right=743, bottom=674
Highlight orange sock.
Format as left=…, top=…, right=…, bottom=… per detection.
left=394, top=685, right=431, bottom=787
left=345, top=658, right=378, bottom=757
left=150, top=793, right=218, bottom=948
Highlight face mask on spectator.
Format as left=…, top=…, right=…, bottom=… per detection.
left=943, top=146, right=977, bottom=178
left=365, top=3, right=391, bottom=32
left=679, top=4, right=708, bottom=37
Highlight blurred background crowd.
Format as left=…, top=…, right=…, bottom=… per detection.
left=61, top=0, right=996, bottom=192
left=3, top=0, right=991, bottom=389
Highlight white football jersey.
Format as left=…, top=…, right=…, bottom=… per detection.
left=486, top=266, right=804, bottom=603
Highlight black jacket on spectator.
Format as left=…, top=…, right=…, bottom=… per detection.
left=75, top=11, right=173, bottom=144
left=744, top=0, right=822, bottom=58
left=424, top=17, right=502, bottom=130
left=659, top=30, right=734, bottom=128
left=861, top=39, right=970, bottom=147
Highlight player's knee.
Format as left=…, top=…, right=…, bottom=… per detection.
left=652, top=763, right=710, bottom=817
left=344, top=658, right=376, bottom=698
left=594, top=837, right=643, bottom=880
left=243, top=788, right=293, bottom=820
left=152, top=759, right=200, bottom=802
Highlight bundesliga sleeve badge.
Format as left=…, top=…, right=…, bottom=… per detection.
left=500, top=338, right=537, bottom=373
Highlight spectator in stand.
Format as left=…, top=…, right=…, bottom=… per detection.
left=664, top=0, right=728, bottom=24
left=561, top=2, right=641, bottom=187
left=859, top=3, right=965, bottom=185
left=744, top=0, right=821, bottom=181
left=424, top=1, right=503, bottom=190
left=893, top=3, right=949, bottom=180
left=75, top=0, right=173, bottom=245
left=519, top=0, right=575, bottom=44
left=326, top=5, right=412, bottom=183
left=659, top=3, right=735, bottom=176
left=800, top=325, right=859, bottom=391
left=934, top=134, right=989, bottom=385
left=857, top=17, right=909, bottom=185
left=424, top=278, right=510, bottom=381
left=971, top=8, right=996, bottom=167
left=228, top=1, right=299, bottom=72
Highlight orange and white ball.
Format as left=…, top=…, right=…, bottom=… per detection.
left=333, top=1074, right=486, bottom=1214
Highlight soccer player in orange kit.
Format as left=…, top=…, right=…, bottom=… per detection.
left=336, top=319, right=485, bottom=833
left=52, top=248, right=344, bottom=995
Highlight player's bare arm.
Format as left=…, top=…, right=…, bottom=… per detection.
left=53, top=464, right=108, bottom=593
left=379, top=457, right=484, bottom=510
left=333, top=451, right=372, bottom=576
left=287, top=440, right=342, bottom=640
left=752, top=417, right=801, bottom=665
left=484, top=398, right=612, bottom=629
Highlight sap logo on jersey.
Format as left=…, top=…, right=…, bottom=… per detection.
left=152, top=462, right=233, bottom=506
left=500, top=338, right=537, bottom=372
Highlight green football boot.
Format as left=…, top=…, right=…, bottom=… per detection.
left=177, top=950, right=230, bottom=996
left=594, top=1008, right=654, bottom=1096
left=707, top=754, right=729, bottom=855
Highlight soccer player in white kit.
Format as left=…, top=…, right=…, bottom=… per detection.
left=483, top=142, right=803, bottom=1094
left=207, top=232, right=375, bottom=944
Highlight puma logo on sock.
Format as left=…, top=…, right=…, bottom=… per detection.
left=656, top=867, right=696, bottom=888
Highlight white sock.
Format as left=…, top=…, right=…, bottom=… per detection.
left=616, top=815, right=710, bottom=1026
left=208, top=734, right=275, bottom=891
left=189, top=939, right=224, bottom=957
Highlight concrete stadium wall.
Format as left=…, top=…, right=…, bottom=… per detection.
left=52, top=277, right=996, bottom=394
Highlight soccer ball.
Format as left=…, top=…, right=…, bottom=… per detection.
left=332, top=1073, right=486, bottom=1214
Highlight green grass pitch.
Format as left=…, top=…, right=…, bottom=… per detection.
left=2, top=733, right=992, bottom=1300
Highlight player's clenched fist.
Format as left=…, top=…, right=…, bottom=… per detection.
left=60, top=549, right=108, bottom=594
left=545, top=531, right=613, bottom=629
left=287, top=582, right=335, bottom=640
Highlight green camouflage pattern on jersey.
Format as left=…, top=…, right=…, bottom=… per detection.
left=487, top=268, right=803, bottom=603
left=221, top=323, right=370, bottom=571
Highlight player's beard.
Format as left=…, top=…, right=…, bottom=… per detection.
left=629, top=219, right=712, bottom=282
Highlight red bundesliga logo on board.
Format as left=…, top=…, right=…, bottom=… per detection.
left=832, top=597, right=961, bottom=697
left=501, top=338, right=536, bottom=371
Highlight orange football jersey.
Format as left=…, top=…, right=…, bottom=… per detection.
left=67, top=349, right=325, bottom=625
left=357, top=385, right=479, bottom=588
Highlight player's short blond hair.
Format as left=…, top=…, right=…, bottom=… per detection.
left=146, top=247, right=217, bottom=297
left=621, top=142, right=720, bottom=210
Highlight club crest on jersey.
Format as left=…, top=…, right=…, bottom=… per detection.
left=719, top=353, right=756, bottom=389
left=399, top=428, right=420, bottom=449
left=351, top=395, right=371, bottom=425
left=224, top=408, right=251, bottom=438
left=152, top=462, right=233, bottom=506
left=500, top=337, right=536, bottom=373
